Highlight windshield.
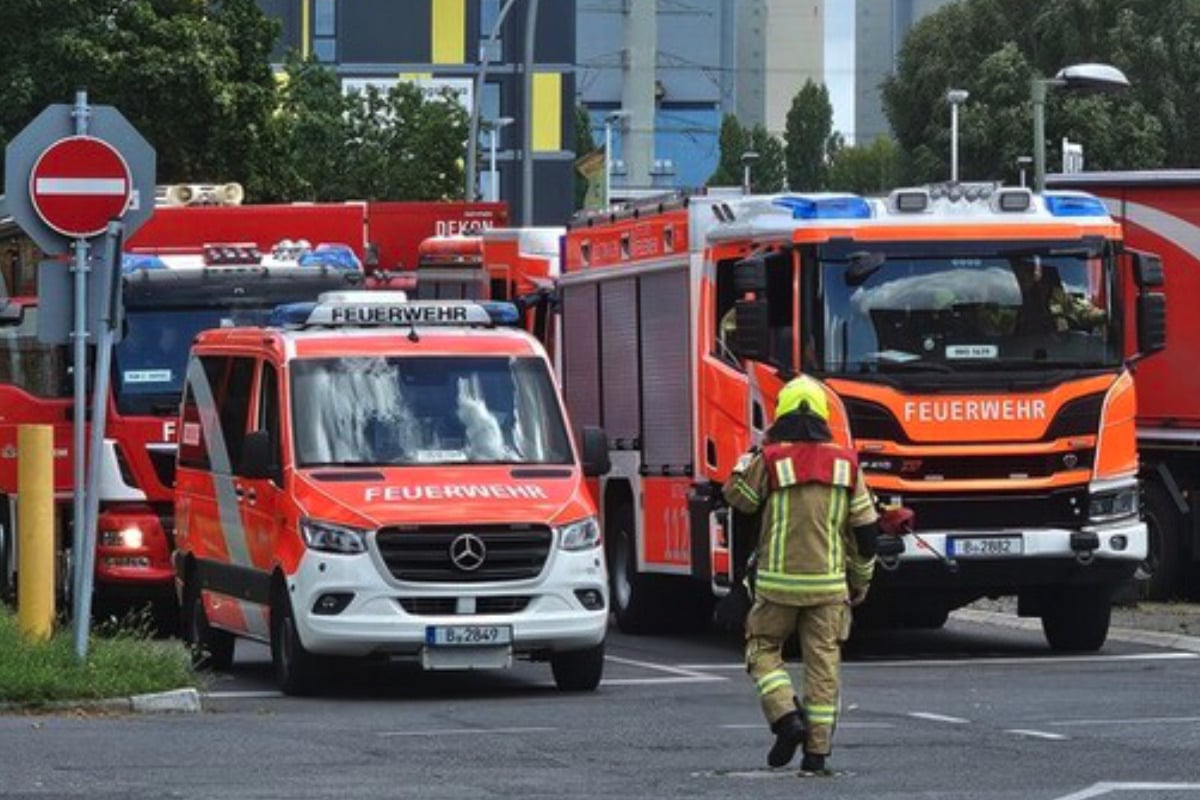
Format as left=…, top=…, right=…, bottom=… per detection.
left=291, top=356, right=573, bottom=467
left=0, top=306, right=72, bottom=398
left=809, top=244, right=1121, bottom=376
left=114, top=307, right=273, bottom=415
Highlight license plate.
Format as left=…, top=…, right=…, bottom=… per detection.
left=947, top=536, right=1023, bottom=557
left=425, top=625, right=512, bottom=647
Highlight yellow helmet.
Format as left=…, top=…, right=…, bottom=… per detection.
left=775, top=375, right=830, bottom=421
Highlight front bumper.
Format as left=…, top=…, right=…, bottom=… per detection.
left=289, top=544, right=609, bottom=659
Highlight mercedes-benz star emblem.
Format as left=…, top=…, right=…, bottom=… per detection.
left=449, top=533, right=487, bottom=572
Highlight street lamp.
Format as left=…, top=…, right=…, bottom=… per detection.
left=741, top=151, right=759, bottom=195
left=486, top=117, right=514, bottom=203
left=1032, top=63, right=1130, bottom=192
left=604, top=110, right=631, bottom=208
left=946, top=89, right=969, bottom=182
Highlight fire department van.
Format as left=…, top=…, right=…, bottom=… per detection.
left=173, top=292, right=611, bottom=695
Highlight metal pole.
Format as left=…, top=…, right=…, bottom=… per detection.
left=465, top=0, right=520, bottom=200
left=950, top=102, right=960, bottom=182
left=521, top=0, right=540, bottom=225
left=604, top=119, right=613, bottom=209
left=69, top=89, right=91, bottom=659
left=489, top=126, right=499, bottom=203
left=1032, top=78, right=1047, bottom=194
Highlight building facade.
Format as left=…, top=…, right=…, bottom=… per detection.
left=854, top=0, right=958, bottom=145
left=256, top=0, right=577, bottom=225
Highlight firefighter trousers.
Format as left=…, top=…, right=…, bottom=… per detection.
left=745, top=597, right=848, bottom=756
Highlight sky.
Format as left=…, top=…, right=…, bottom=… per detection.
left=825, top=0, right=856, bottom=141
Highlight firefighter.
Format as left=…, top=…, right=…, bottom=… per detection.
left=723, top=374, right=880, bottom=775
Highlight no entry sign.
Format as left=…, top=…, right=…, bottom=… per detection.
left=29, top=135, right=132, bottom=238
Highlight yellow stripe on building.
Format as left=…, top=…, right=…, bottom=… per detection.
left=431, top=0, right=465, bottom=64
left=532, top=72, right=563, bottom=152
left=300, top=0, right=311, bottom=59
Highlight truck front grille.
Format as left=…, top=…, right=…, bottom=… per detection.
left=376, top=525, right=552, bottom=583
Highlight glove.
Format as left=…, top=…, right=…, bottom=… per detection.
left=848, top=583, right=870, bottom=607
left=879, top=505, right=915, bottom=536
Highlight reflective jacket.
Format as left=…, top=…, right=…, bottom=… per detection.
left=724, top=439, right=878, bottom=606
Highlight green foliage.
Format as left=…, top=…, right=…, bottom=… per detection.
left=828, top=136, right=904, bottom=195
left=881, top=0, right=1174, bottom=183
left=784, top=80, right=837, bottom=190
left=0, top=607, right=195, bottom=705
left=574, top=105, right=598, bottom=210
left=708, top=115, right=786, bottom=192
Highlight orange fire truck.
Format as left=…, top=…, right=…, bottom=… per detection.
left=557, top=186, right=1164, bottom=651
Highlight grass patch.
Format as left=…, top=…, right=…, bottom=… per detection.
left=0, top=605, right=198, bottom=706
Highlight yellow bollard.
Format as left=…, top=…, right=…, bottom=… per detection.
left=17, top=425, right=54, bottom=641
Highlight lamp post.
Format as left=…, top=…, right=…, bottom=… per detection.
left=486, top=116, right=514, bottom=203
left=1032, top=63, right=1129, bottom=193
left=604, top=110, right=630, bottom=208
left=741, top=151, right=759, bottom=195
left=946, top=89, right=969, bottom=182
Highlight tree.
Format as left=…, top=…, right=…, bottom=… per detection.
left=707, top=115, right=785, bottom=192
left=747, top=125, right=786, bottom=193
left=881, top=0, right=1171, bottom=184
left=828, top=136, right=904, bottom=195
left=0, top=0, right=280, bottom=191
left=573, top=105, right=598, bottom=210
left=708, top=114, right=748, bottom=186
left=784, top=80, right=837, bottom=190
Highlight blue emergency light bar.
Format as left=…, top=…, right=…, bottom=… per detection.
left=268, top=295, right=520, bottom=329
left=1042, top=193, right=1109, bottom=218
left=299, top=243, right=362, bottom=272
left=122, top=254, right=168, bottom=272
left=773, top=194, right=873, bottom=221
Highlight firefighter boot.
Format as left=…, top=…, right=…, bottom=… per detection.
left=799, top=752, right=831, bottom=777
left=767, top=711, right=806, bottom=768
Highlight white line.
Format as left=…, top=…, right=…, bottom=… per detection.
left=35, top=177, right=127, bottom=195
left=908, top=711, right=970, bottom=724
left=721, top=722, right=896, bottom=730
left=203, top=690, right=285, bottom=700
left=605, top=654, right=718, bottom=679
left=602, top=676, right=726, bottom=686
left=1006, top=728, right=1067, bottom=741
left=677, top=663, right=745, bottom=671
left=378, top=726, right=556, bottom=738
left=1052, top=782, right=1200, bottom=800
left=1048, top=715, right=1200, bottom=728
left=681, top=652, right=1198, bottom=672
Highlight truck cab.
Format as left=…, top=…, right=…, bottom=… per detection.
left=173, top=292, right=610, bottom=695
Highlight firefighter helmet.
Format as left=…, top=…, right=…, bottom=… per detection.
left=775, top=375, right=829, bottom=421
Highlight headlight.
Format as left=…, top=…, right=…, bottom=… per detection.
left=1088, top=486, right=1138, bottom=522
left=300, top=518, right=370, bottom=554
left=558, top=517, right=601, bottom=551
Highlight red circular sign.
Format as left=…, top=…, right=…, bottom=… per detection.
left=29, top=135, right=132, bottom=238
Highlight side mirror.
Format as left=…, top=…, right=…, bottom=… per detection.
left=580, top=426, right=611, bottom=477
left=733, top=256, right=768, bottom=294
left=728, top=300, right=771, bottom=361
left=1137, top=292, right=1166, bottom=354
left=845, top=251, right=885, bottom=287
left=1133, top=251, right=1164, bottom=288
left=240, top=430, right=280, bottom=482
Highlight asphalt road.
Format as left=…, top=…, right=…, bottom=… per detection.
left=3, top=618, right=1200, bottom=800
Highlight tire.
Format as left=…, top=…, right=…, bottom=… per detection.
left=1139, top=482, right=1184, bottom=601
left=151, top=592, right=181, bottom=639
left=182, top=574, right=235, bottom=670
left=1041, top=586, right=1112, bottom=652
left=607, top=502, right=663, bottom=634
left=271, top=586, right=322, bottom=696
left=551, top=643, right=605, bottom=691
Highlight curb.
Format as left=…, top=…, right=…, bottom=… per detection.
left=0, top=687, right=203, bottom=715
left=951, top=608, right=1200, bottom=654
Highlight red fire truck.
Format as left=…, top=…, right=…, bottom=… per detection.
left=556, top=187, right=1163, bottom=651
left=1048, top=171, right=1200, bottom=599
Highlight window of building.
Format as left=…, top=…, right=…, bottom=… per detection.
left=313, top=0, right=336, bottom=62
left=479, top=0, right=503, bottom=61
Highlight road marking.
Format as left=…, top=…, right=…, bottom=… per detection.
left=1052, top=782, right=1200, bottom=800
left=1006, top=728, right=1067, bottom=741
left=606, top=655, right=722, bottom=680
left=908, top=711, right=970, bottom=724
left=721, top=722, right=896, bottom=730
left=203, top=690, right=285, bottom=700
left=378, top=726, right=557, bottom=738
left=1048, top=715, right=1200, bottom=728
left=678, top=652, right=1198, bottom=671
left=602, top=676, right=725, bottom=686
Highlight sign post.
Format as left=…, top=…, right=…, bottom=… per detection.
left=4, top=89, right=155, bottom=659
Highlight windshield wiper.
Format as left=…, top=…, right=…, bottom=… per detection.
left=301, top=460, right=388, bottom=468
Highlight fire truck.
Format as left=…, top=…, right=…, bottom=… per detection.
left=1048, top=171, right=1200, bottom=600
left=557, top=186, right=1163, bottom=651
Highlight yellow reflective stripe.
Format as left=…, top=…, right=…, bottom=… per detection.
left=805, top=703, right=837, bottom=724
left=774, top=457, right=796, bottom=487
left=832, top=488, right=846, bottom=570
left=833, top=458, right=851, bottom=487
left=756, top=669, right=792, bottom=696
left=849, top=558, right=875, bottom=582
left=825, top=484, right=839, bottom=574
left=769, top=491, right=786, bottom=573
left=756, top=570, right=845, bottom=594
left=850, top=489, right=873, bottom=514
left=732, top=476, right=760, bottom=506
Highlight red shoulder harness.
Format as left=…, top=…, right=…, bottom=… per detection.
left=761, top=442, right=858, bottom=490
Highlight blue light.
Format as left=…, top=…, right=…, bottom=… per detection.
left=122, top=254, right=167, bottom=273
left=269, top=301, right=316, bottom=328
left=298, top=243, right=362, bottom=271
left=1043, top=193, right=1109, bottom=218
left=481, top=301, right=521, bottom=326
left=773, top=195, right=872, bottom=220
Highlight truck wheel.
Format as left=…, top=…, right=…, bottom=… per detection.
left=1139, top=482, right=1183, bottom=601
left=900, top=603, right=950, bottom=630
left=551, top=643, right=605, bottom=691
left=271, top=587, right=322, bottom=696
left=1041, top=586, right=1112, bottom=652
left=182, top=575, right=234, bottom=670
left=607, top=503, right=662, bottom=633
